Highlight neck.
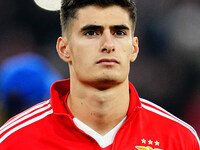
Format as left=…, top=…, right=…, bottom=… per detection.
left=67, top=79, right=130, bottom=135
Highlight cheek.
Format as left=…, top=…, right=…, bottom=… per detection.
left=118, top=41, right=133, bottom=59
left=74, top=41, right=99, bottom=60
left=71, top=47, right=94, bottom=70
left=70, top=41, right=84, bottom=61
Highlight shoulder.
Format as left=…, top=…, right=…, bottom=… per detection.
left=0, top=100, right=53, bottom=145
left=139, top=98, right=196, bottom=134
left=139, top=98, right=200, bottom=147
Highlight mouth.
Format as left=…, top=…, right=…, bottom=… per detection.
left=96, top=58, right=119, bottom=65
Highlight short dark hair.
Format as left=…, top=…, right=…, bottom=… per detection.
left=60, top=0, right=137, bottom=35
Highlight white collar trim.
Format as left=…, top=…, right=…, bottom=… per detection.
left=73, top=116, right=126, bottom=148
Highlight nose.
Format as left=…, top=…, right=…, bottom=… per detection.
left=100, top=31, right=115, bottom=53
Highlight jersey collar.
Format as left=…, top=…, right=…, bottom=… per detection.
left=50, top=79, right=141, bottom=117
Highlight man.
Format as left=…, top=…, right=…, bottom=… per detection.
left=0, top=0, right=199, bottom=149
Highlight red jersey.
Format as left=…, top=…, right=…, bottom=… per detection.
left=0, top=79, right=199, bottom=150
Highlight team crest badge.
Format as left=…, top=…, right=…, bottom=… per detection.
left=135, top=146, right=163, bottom=150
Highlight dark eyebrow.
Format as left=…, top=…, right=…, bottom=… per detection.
left=80, top=25, right=103, bottom=32
left=111, top=25, right=130, bottom=30
left=80, top=24, right=130, bottom=32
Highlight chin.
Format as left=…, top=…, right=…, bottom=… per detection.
left=91, top=76, right=125, bottom=90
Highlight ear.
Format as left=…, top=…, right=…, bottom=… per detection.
left=56, top=37, right=71, bottom=63
left=130, top=37, right=139, bottom=62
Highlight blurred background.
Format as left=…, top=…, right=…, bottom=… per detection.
left=0, top=0, right=199, bottom=136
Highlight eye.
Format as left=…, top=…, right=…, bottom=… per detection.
left=84, top=31, right=98, bottom=36
left=114, top=30, right=126, bottom=36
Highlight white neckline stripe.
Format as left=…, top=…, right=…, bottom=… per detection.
left=141, top=99, right=200, bottom=147
left=0, top=104, right=51, bottom=135
left=0, top=100, right=50, bottom=131
left=0, top=109, right=53, bottom=144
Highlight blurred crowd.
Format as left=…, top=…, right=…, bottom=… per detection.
left=0, top=0, right=199, bottom=136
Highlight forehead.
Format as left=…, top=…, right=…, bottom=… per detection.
left=73, top=5, right=132, bottom=29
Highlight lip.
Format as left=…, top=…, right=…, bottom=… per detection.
left=96, top=58, right=119, bottom=65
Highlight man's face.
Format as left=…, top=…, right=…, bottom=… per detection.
left=58, top=5, right=139, bottom=88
